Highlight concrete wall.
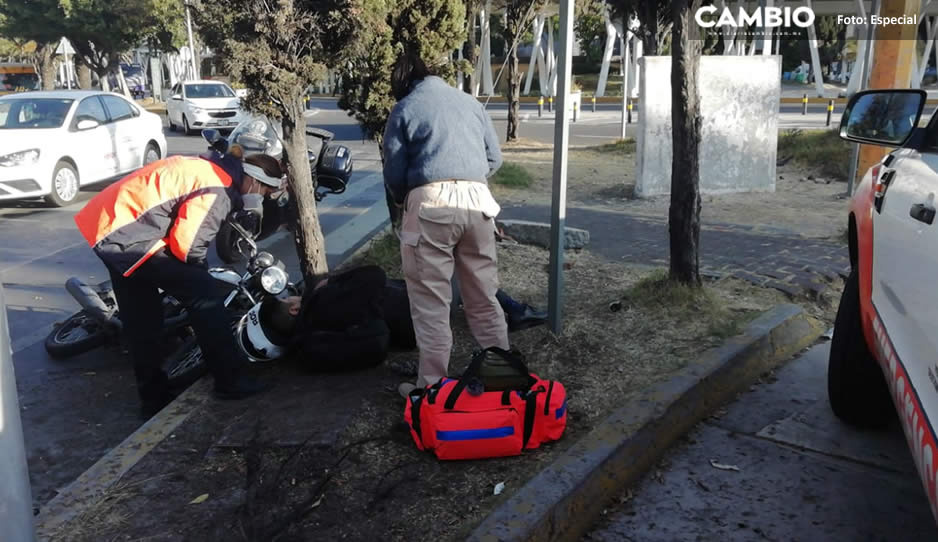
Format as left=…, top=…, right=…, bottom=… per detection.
left=636, top=55, right=781, bottom=198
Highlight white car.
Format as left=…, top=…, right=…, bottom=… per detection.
left=166, top=80, right=244, bottom=135
left=0, top=90, right=167, bottom=207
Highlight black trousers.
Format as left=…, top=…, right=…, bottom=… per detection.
left=105, top=250, right=245, bottom=403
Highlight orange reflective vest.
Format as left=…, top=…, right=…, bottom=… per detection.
left=75, top=154, right=242, bottom=277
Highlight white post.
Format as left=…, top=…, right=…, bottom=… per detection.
left=630, top=32, right=643, bottom=98
left=621, top=32, right=630, bottom=140
left=0, top=285, right=37, bottom=542
left=763, top=0, right=775, bottom=55
left=548, top=0, right=575, bottom=335
left=538, top=16, right=550, bottom=95
left=918, top=16, right=938, bottom=85
left=596, top=8, right=618, bottom=98
left=481, top=1, right=494, bottom=96
left=457, top=48, right=464, bottom=90
left=547, top=20, right=557, bottom=96
left=184, top=0, right=199, bottom=80
left=524, top=15, right=545, bottom=95
left=720, top=0, right=736, bottom=54
left=805, top=0, right=826, bottom=97
left=846, top=0, right=868, bottom=96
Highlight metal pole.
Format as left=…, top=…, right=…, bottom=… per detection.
left=802, top=93, right=808, bottom=115
left=184, top=0, right=198, bottom=80
left=826, top=99, right=833, bottom=126
left=847, top=0, right=880, bottom=197
left=538, top=96, right=544, bottom=117
left=548, top=0, right=575, bottom=335
left=591, top=95, right=596, bottom=112
left=0, top=284, right=37, bottom=542
left=621, top=33, right=630, bottom=140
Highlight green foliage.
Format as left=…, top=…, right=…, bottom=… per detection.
left=338, top=0, right=466, bottom=141
left=56, top=0, right=183, bottom=75
left=0, top=0, right=66, bottom=45
left=574, top=0, right=606, bottom=65
left=491, top=162, right=533, bottom=188
left=777, top=128, right=852, bottom=181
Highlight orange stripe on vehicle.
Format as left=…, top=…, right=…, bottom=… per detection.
left=122, top=239, right=166, bottom=277
left=168, top=192, right=218, bottom=262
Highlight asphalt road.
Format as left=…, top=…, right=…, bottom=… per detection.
left=0, top=97, right=389, bottom=509
left=587, top=344, right=938, bottom=542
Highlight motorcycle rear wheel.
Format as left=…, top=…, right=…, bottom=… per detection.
left=45, top=311, right=111, bottom=359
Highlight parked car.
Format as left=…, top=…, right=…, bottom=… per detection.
left=0, top=90, right=167, bottom=206
left=165, top=80, right=244, bottom=135
left=0, top=63, right=40, bottom=96
left=831, top=88, right=938, bottom=521
left=107, top=63, right=148, bottom=98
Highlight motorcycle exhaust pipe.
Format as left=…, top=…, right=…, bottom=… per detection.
left=65, top=277, right=121, bottom=330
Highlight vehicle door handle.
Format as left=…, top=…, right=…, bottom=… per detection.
left=910, top=202, right=936, bottom=225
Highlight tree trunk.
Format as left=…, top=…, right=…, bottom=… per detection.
left=38, top=42, right=56, bottom=90
left=641, top=2, right=660, bottom=55
left=463, top=4, right=480, bottom=94
left=668, top=0, right=702, bottom=286
left=76, top=59, right=93, bottom=89
left=282, top=97, right=329, bottom=285
left=505, top=26, right=521, bottom=141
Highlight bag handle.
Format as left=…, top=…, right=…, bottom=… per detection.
left=444, top=347, right=530, bottom=410
left=408, top=389, right=426, bottom=440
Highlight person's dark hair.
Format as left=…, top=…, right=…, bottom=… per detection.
left=391, top=48, right=430, bottom=101
left=244, top=153, right=284, bottom=179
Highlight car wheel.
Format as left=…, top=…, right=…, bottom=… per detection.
left=45, top=161, right=80, bottom=207
left=828, top=268, right=893, bottom=428
left=143, top=142, right=161, bottom=165
left=183, top=115, right=195, bottom=136
left=168, top=114, right=177, bottom=132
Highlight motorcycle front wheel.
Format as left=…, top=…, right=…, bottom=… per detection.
left=163, top=337, right=209, bottom=390
left=45, top=310, right=111, bottom=359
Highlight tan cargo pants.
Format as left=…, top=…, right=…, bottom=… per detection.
left=399, top=180, right=510, bottom=387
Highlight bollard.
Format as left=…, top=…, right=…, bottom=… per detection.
left=627, top=98, right=632, bottom=123
left=591, top=96, right=596, bottom=113
left=573, top=101, right=578, bottom=122
left=538, top=96, right=544, bottom=118
left=548, top=96, right=553, bottom=113
left=826, top=99, right=834, bottom=127
left=802, top=93, right=808, bottom=115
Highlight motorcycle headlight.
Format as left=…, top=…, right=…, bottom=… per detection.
left=254, top=251, right=275, bottom=269
left=0, top=148, right=40, bottom=167
left=260, top=266, right=287, bottom=295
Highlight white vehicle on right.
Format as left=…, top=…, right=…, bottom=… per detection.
left=831, top=88, right=938, bottom=522
left=166, top=80, right=244, bottom=135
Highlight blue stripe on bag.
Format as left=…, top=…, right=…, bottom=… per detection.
left=556, top=400, right=567, bottom=419
left=436, top=426, right=515, bottom=441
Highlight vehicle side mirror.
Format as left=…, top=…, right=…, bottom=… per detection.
left=840, top=89, right=927, bottom=147
left=76, top=119, right=100, bottom=131
left=171, top=94, right=182, bottom=101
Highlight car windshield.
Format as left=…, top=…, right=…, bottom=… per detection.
left=1, top=72, right=40, bottom=92
left=185, top=84, right=235, bottom=99
left=0, top=98, right=73, bottom=129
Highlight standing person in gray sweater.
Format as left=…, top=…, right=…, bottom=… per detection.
left=384, top=50, right=511, bottom=398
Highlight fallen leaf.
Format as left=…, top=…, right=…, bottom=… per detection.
left=494, top=482, right=506, bottom=496
left=709, top=460, right=740, bottom=472
left=291, top=478, right=296, bottom=486
left=189, top=493, right=209, bottom=505
left=309, top=496, right=322, bottom=510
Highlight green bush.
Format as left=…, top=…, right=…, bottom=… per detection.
left=778, top=128, right=852, bottom=181
left=492, top=162, right=534, bottom=188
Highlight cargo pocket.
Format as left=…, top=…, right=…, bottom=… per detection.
left=399, top=230, right=421, bottom=280
left=433, top=407, right=524, bottom=460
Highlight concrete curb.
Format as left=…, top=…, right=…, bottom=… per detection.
left=468, top=303, right=822, bottom=542
left=34, top=379, right=211, bottom=538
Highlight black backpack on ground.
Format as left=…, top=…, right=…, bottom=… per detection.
left=293, top=265, right=390, bottom=371
left=384, top=278, right=418, bottom=350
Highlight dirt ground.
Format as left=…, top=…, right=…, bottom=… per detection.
left=46, top=238, right=837, bottom=542
left=491, top=138, right=850, bottom=240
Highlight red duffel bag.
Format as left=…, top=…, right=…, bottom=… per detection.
left=403, top=347, right=567, bottom=460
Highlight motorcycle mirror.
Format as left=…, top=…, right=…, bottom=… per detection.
left=202, top=129, right=229, bottom=154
